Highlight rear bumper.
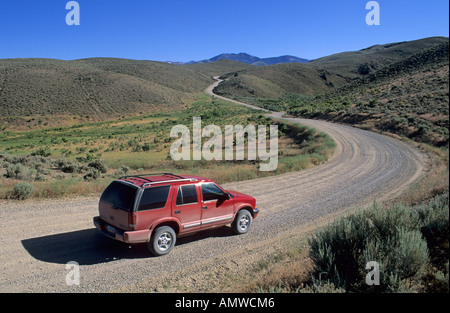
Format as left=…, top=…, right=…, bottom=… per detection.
left=93, top=217, right=151, bottom=244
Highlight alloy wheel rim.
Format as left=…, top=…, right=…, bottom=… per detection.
left=239, top=215, right=250, bottom=231
left=157, top=232, right=172, bottom=251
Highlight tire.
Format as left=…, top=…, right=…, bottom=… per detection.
left=232, top=210, right=252, bottom=235
left=148, top=226, right=176, bottom=256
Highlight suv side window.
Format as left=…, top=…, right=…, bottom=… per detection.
left=201, top=183, right=225, bottom=202
left=138, top=185, right=171, bottom=211
left=176, top=185, right=198, bottom=205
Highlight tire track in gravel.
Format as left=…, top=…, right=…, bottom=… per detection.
left=0, top=78, right=426, bottom=292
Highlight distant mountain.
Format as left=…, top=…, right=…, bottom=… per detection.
left=175, top=53, right=309, bottom=66
left=210, top=53, right=261, bottom=64
left=213, top=37, right=449, bottom=99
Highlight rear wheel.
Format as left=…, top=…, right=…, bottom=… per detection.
left=232, top=210, right=252, bottom=235
left=148, top=226, right=176, bottom=256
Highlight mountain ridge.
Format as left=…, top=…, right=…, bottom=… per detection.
left=1, top=36, right=448, bottom=130
left=170, top=52, right=309, bottom=66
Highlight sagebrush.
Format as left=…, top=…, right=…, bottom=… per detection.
left=308, top=194, right=449, bottom=292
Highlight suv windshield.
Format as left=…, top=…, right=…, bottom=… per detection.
left=100, top=181, right=137, bottom=212
left=201, top=183, right=226, bottom=201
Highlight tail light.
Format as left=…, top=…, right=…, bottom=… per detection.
left=128, top=213, right=137, bottom=230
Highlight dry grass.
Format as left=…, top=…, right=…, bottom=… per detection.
left=399, top=143, right=449, bottom=205
left=241, top=240, right=314, bottom=293
left=0, top=95, right=336, bottom=200
left=0, top=58, right=212, bottom=125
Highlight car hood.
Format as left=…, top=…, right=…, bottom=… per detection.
left=227, top=190, right=251, bottom=198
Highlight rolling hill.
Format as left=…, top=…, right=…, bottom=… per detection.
left=0, top=36, right=447, bottom=136
left=183, top=59, right=254, bottom=77
left=0, top=58, right=213, bottom=123
left=308, top=36, right=448, bottom=79
left=213, top=62, right=348, bottom=99
left=211, top=36, right=449, bottom=101
left=319, top=41, right=450, bottom=146
left=245, top=40, right=449, bottom=146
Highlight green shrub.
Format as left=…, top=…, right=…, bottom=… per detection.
left=5, top=163, right=33, bottom=180
left=31, top=147, right=51, bottom=157
left=87, top=159, right=108, bottom=173
left=362, top=227, right=429, bottom=292
left=114, top=165, right=130, bottom=177
left=416, top=194, right=449, bottom=272
left=83, top=168, right=101, bottom=181
left=309, top=210, right=372, bottom=290
left=142, top=142, right=152, bottom=151
left=10, top=182, right=34, bottom=200
left=61, top=161, right=81, bottom=173
left=5, top=163, right=21, bottom=178
left=308, top=196, right=450, bottom=292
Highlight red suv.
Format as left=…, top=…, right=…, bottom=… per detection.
left=93, top=173, right=258, bottom=256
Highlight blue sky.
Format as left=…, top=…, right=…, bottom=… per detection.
left=0, top=0, right=448, bottom=62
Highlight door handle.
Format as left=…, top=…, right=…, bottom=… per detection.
left=174, top=210, right=180, bottom=214
left=202, top=206, right=207, bottom=210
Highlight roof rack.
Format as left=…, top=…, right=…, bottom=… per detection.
left=118, top=173, right=183, bottom=181
left=142, top=178, right=198, bottom=187
left=118, top=173, right=197, bottom=187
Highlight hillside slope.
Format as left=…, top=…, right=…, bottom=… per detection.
left=1, top=37, right=447, bottom=132
left=0, top=58, right=212, bottom=122
left=289, top=42, right=449, bottom=146
left=213, top=37, right=448, bottom=100
left=308, top=36, right=448, bottom=79
left=213, top=62, right=348, bottom=99
left=183, top=59, right=255, bottom=77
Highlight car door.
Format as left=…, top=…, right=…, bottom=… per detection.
left=200, top=182, right=234, bottom=228
left=173, top=184, right=202, bottom=232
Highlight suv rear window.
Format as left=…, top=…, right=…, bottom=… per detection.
left=138, top=185, right=171, bottom=211
left=100, top=181, right=137, bottom=212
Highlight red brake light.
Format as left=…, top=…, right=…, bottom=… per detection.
left=128, top=213, right=137, bottom=230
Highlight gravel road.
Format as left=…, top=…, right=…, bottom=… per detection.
left=0, top=79, right=426, bottom=292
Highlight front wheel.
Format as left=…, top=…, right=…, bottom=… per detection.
left=148, top=226, right=176, bottom=256
left=232, top=210, right=253, bottom=235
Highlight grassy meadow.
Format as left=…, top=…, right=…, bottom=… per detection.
left=0, top=94, right=335, bottom=200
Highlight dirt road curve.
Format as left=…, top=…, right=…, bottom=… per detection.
left=0, top=78, right=426, bottom=292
